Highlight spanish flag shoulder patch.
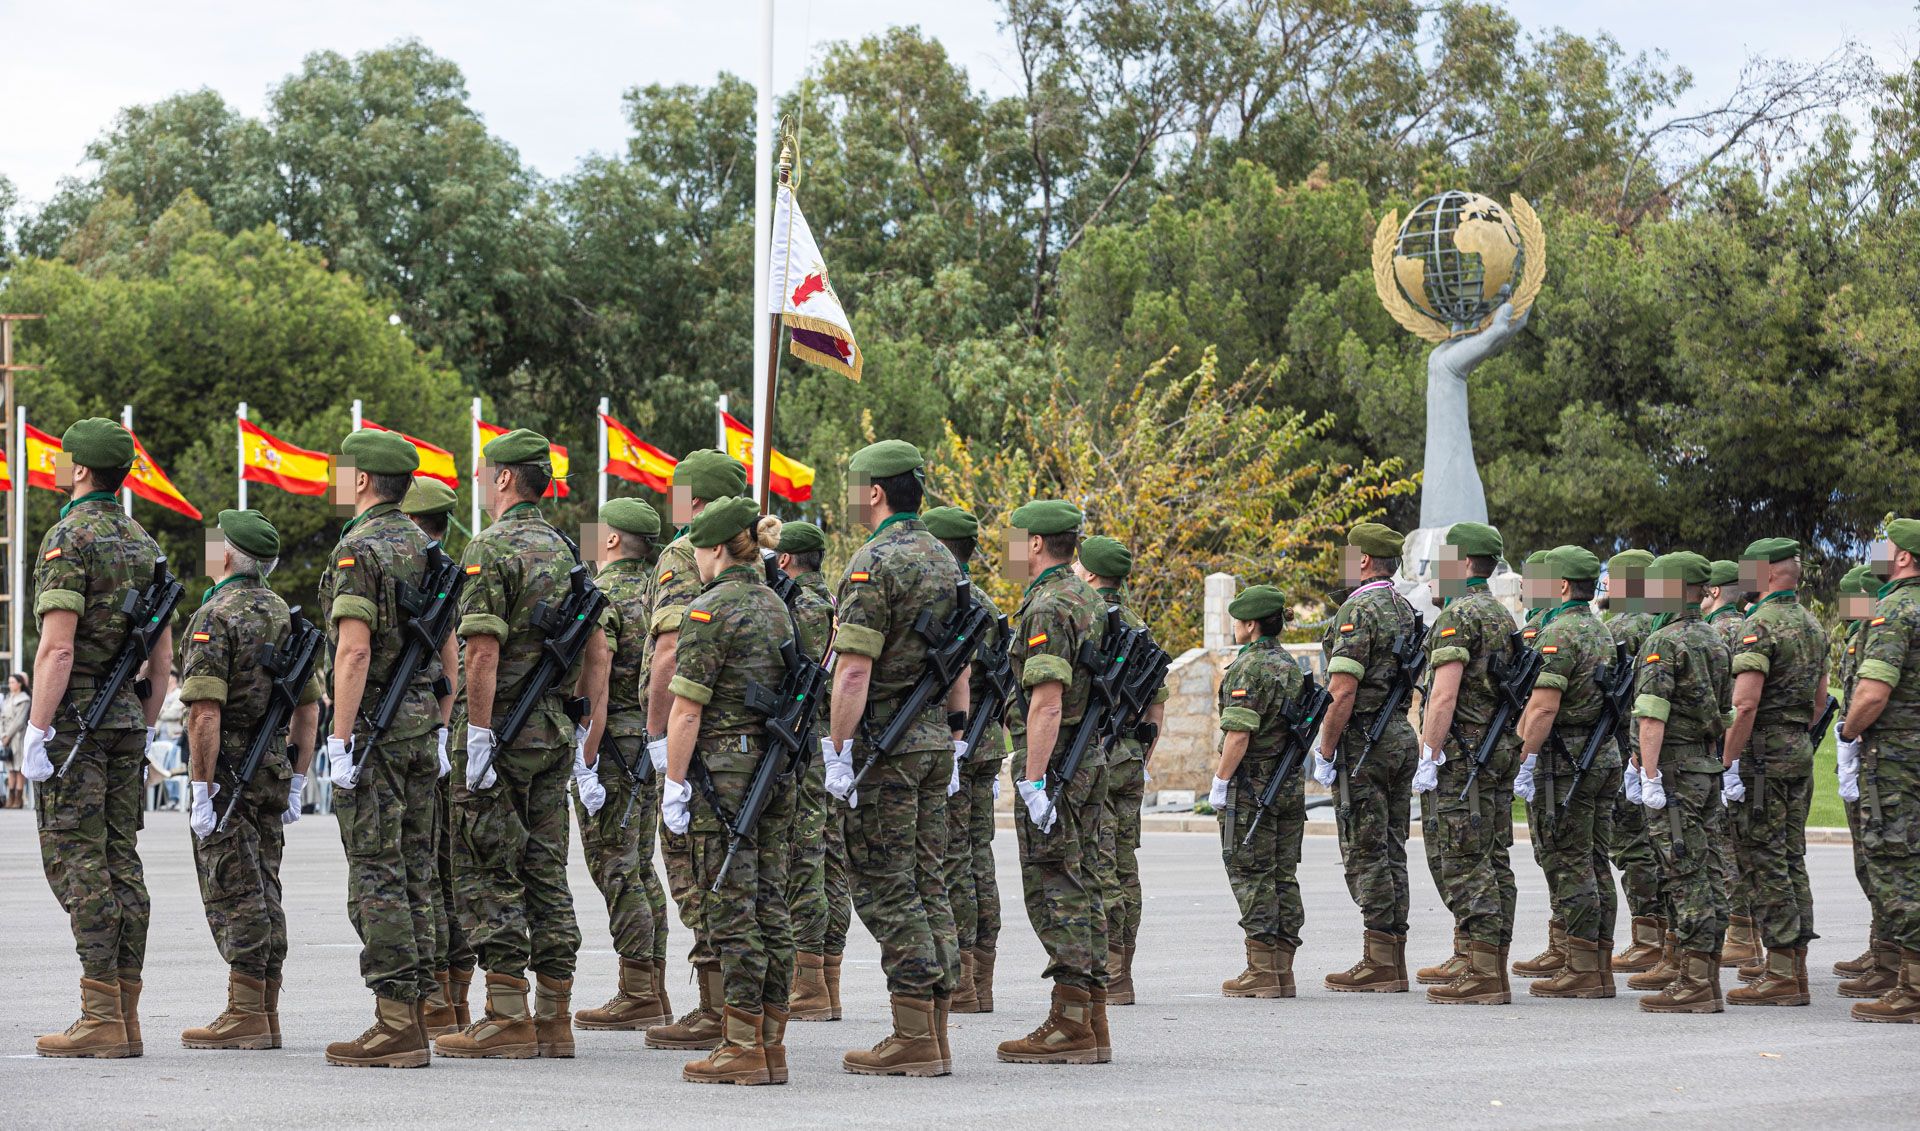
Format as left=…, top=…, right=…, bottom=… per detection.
left=1439, top=627, right=1457, bottom=638
left=43, top=547, right=62, bottom=561
left=191, top=631, right=212, bottom=643
left=1848, top=645, right=1857, bottom=655
left=1230, top=688, right=1248, bottom=698
left=850, top=571, right=872, bottom=583
left=1541, top=645, right=1558, bottom=654
left=688, top=610, right=713, bottom=623
left=659, top=569, right=674, bottom=584
left=336, top=556, right=356, bottom=568
left=1027, top=632, right=1049, bottom=648
left=1522, top=628, right=1538, bottom=640
left=1645, top=653, right=1661, bottom=664
left=1741, top=634, right=1759, bottom=644
left=1339, top=623, right=1356, bottom=633
left=464, top=563, right=483, bottom=576
left=1871, top=616, right=1888, bottom=627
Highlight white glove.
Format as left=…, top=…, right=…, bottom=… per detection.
left=1721, top=760, right=1746, bottom=804
left=821, top=738, right=856, bottom=805
left=948, top=741, right=968, bottom=796
left=436, top=727, right=451, bottom=779
left=1208, top=776, right=1230, bottom=809
left=21, top=722, right=55, bottom=782
left=144, top=725, right=158, bottom=758
left=573, top=746, right=606, bottom=815
left=283, top=773, right=305, bottom=825
left=1514, top=754, right=1537, bottom=803
left=660, top=776, right=692, bottom=834
left=1836, top=727, right=1863, bottom=776
left=1623, top=763, right=1643, bottom=804
left=992, top=776, right=1002, bottom=802
left=1311, top=746, right=1337, bottom=787
left=1412, top=745, right=1444, bottom=793
left=1839, top=760, right=1861, bottom=803
left=326, top=735, right=358, bottom=791
left=190, top=780, right=220, bottom=840
left=465, top=725, right=498, bottom=791
left=1017, top=778, right=1055, bottom=832
left=1642, top=769, right=1667, bottom=810
left=1143, top=762, right=1153, bottom=783
left=647, top=735, right=669, bottom=774
left=574, top=723, right=590, bottom=761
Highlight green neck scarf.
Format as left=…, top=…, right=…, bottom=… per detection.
left=1025, top=562, right=1070, bottom=596
left=205, top=573, right=261, bottom=599
left=1237, top=633, right=1281, bottom=656
left=1442, top=575, right=1489, bottom=610
left=340, top=500, right=398, bottom=537
left=60, top=490, right=119, bottom=520
left=1538, top=598, right=1588, bottom=628
left=1751, top=589, right=1797, bottom=612
left=868, top=511, right=919, bottom=542
left=1652, top=602, right=1702, bottom=633
left=1876, top=575, right=1918, bottom=600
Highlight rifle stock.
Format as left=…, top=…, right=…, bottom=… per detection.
left=218, top=607, right=325, bottom=832
left=59, top=557, right=185, bottom=776
left=1457, top=630, right=1545, bottom=804
left=1240, top=674, right=1331, bottom=849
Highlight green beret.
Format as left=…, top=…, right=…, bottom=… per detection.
left=1444, top=521, right=1504, bottom=560
left=672, top=448, right=747, bottom=502
left=1608, top=549, right=1654, bottom=576
left=342, top=429, right=419, bottom=475
left=1228, top=585, right=1287, bottom=622
left=1649, top=551, right=1711, bottom=585
left=1544, top=545, right=1601, bottom=582
left=1707, top=559, right=1740, bottom=588
left=1525, top=549, right=1550, bottom=566
left=1009, top=499, right=1083, bottom=537
left=1079, top=535, right=1133, bottom=579
left=400, top=478, right=457, bottom=516
left=217, top=509, right=280, bottom=559
left=1742, top=537, right=1800, bottom=563
left=1346, top=522, right=1404, bottom=558
left=922, top=506, right=979, bottom=541
left=688, top=495, right=761, bottom=549
left=61, top=418, right=135, bottom=471
left=776, top=520, right=825, bottom=554
left=481, top=427, right=551, bottom=468
left=601, top=497, right=661, bottom=538
left=1886, top=518, right=1920, bottom=555
left=847, top=439, right=924, bottom=480
left=1839, top=564, right=1873, bottom=595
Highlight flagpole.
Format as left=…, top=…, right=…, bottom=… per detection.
left=12, top=406, right=25, bottom=672
left=120, top=404, right=134, bottom=516
left=236, top=401, right=248, bottom=510
left=352, top=399, right=362, bottom=432
left=469, top=397, right=481, bottom=535
left=750, top=0, right=777, bottom=510
left=715, top=395, right=728, bottom=450
left=597, top=396, right=609, bottom=510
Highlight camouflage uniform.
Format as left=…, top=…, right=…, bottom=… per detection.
left=321, top=502, right=444, bottom=1002
left=948, top=586, right=1007, bottom=955
left=450, top=502, right=582, bottom=980
left=1840, top=618, right=1882, bottom=939
left=33, top=493, right=162, bottom=979
left=648, top=533, right=710, bottom=967
left=1009, top=563, right=1110, bottom=991
left=1217, top=636, right=1307, bottom=947
left=676, top=563, right=798, bottom=1010
left=1728, top=591, right=1827, bottom=950
left=1323, top=581, right=1420, bottom=934
left=1708, top=604, right=1749, bottom=913
left=1608, top=610, right=1665, bottom=922
left=1854, top=576, right=1920, bottom=955
left=1421, top=580, right=1521, bottom=947
left=1633, top=606, right=1733, bottom=954
left=784, top=570, right=846, bottom=956
left=180, top=576, right=323, bottom=980
left=1525, top=601, right=1621, bottom=945
left=834, top=514, right=963, bottom=997
left=1095, top=589, right=1165, bottom=953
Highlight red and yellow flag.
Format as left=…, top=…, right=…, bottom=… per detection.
left=240, top=419, right=330, bottom=497
left=476, top=419, right=569, bottom=498
left=721, top=411, right=813, bottom=504
left=127, top=431, right=202, bottom=519
left=602, top=413, right=676, bottom=494
left=24, top=424, right=63, bottom=492
left=362, top=419, right=459, bottom=487
left=0, top=443, right=10, bottom=491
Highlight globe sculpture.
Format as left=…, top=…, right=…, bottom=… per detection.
left=1389, top=191, right=1527, bottom=336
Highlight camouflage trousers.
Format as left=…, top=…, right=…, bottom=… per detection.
left=1855, top=744, right=1920, bottom=952
left=1524, top=753, right=1620, bottom=945
left=1219, top=756, right=1305, bottom=949
left=845, top=740, right=960, bottom=998
left=37, top=727, right=150, bottom=979
left=574, top=737, right=662, bottom=964
left=1098, top=754, right=1145, bottom=949
left=1610, top=785, right=1666, bottom=918
left=1644, top=767, right=1728, bottom=953
left=451, top=737, right=580, bottom=980
left=1845, top=797, right=1887, bottom=939
left=1333, top=717, right=1415, bottom=935
left=1714, top=814, right=1745, bottom=920
left=432, top=775, right=474, bottom=972
left=1730, top=770, right=1815, bottom=949
left=1421, top=732, right=1519, bottom=947
left=1014, top=749, right=1109, bottom=991
left=192, top=752, right=290, bottom=980
left=337, top=731, right=439, bottom=1001
left=948, top=751, right=1004, bottom=951
left=692, top=762, right=796, bottom=1011
left=789, top=755, right=851, bottom=956
left=662, top=825, right=711, bottom=970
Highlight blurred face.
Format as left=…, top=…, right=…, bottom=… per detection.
left=1606, top=569, right=1644, bottom=613
left=1520, top=559, right=1554, bottom=608
left=843, top=477, right=881, bottom=530
left=1342, top=546, right=1367, bottom=585
left=1842, top=592, right=1877, bottom=620
left=332, top=460, right=361, bottom=508
left=1739, top=557, right=1765, bottom=595
left=1004, top=529, right=1036, bottom=582
left=55, top=453, right=76, bottom=490
left=1434, top=544, right=1472, bottom=598
left=672, top=485, right=696, bottom=526
left=1646, top=574, right=1686, bottom=613
left=202, top=532, right=227, bottom=581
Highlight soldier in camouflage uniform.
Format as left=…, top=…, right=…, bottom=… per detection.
left=657, top=498, right=798, bottom=1084
left=819, top=440, right=965, bottom=1077
left=1832, top=565, right=1896, bottom=994
left=1603, top=549, right=1670, bottom=976
left=1722, top=538, right=1829, bottom=1006
left=643, top=450, right=747, bottom=1052
left=1633, top=551, right=1733, bottom=1013
left=436, top=428, right=612, bottom=1061
left=25, top=419, right=170, bottom=1059
left=1839, top=517, right=1920, bottom=1022
left=995, top=499, right=1112, bottom=1065
left=1509, top=547, right=1619, bottom=998
left=1702, top=558, right=1757, bottom=967
left=1317, top=523, right=1419, bottom=993
left=1077, top=535, right=1166, bottom=1008
left=180, top=510, right=323, bottom=1050
left=572, top=497, right=672, bottom=1033
left=1206, top=585, right=1307, bottom=999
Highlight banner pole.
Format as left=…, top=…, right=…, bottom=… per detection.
left=352, top=398, right=362, bottom=432
left=470, top=397, right=481, bottom=534
left=597, top=397, right=609, bottom=509
left=750, top=0, right=776, bottom=509
left=120, top=404, right=134, bottom=516
left=12, top=406, right=25, bottom=670
left=237, top=402, right=248, bottom=511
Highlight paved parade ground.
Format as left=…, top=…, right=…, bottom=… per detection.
left=0, top=812, right=1914, bottom=1129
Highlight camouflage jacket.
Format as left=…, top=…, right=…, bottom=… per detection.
left=1425, top=582, right=1518, bottom=731
left=1858, top=576, right=1920, bottom=742
left=1322, top=580, right=1419, bottom=720
left=457, top=502, right=580, bottom=748
left=33, top=492, right=163, bottom=730
left=670, top=563, right=793, bottom=774
left=319, top=502, right=441, bottom=742
left=834, top=514, right=963, bottom=750
left=1608, top=610, right=1656, bottom=659
left=1839, top=619, right=1867, bottom=712
left=178, top=575, right=323, bottom=763
left=1219, top=636, right=1305, bottom=762
left=1730, top=590, right=1827, bottom=775
left=1009, top=563, right=1108, bottom=757
left=638, top=532, right=702, bottom=727
left=1632, top=606, right=1732, bottom=774
left=791, top=570, right=836, bottom=665
left=1097, top=586, right=1168, bottom=763
left=597, top=557, right=656, bottom=739
left=1707, top=604, right=1746, bottom=653
left=1533, top=601, right=1617, bottom=767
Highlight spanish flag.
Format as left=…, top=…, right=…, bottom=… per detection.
left=24, top=424, right=62, bottom=491
left=477, top=419, right=569, bottom=498
left=601, top=413, right=676, bottom=494
left=0, top=443, right=10, bottom=491
left=720, top=410, right=813, bottom=504
left=362, top=419, right=459, bottom=488
left=127, top=431, right=202, bottom=519
left=240, top=418, right=331, bottom=497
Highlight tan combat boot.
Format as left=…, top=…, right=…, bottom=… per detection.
left=421, top=971, right=459, bottom=1038
left=1427, top=941, right=1509, bottom=1005
left=1731, top=947, right=1810, bottom=1005
left=824, top=953, right=845, bottom=1020
left=264, top=976, right=283, bottom=1048
left=652, top=958, right=673, bottom=1019
left=1512, top=919, right=1568, bottom=979
left=934, top=993, right=954, bottom=1073
left=433, top=973, right=538, bottom=1059
left=1639, top=950, right=1722, bottom=1014
left=181, top=972, right=275, bottom=1050
left=534, top=974, right=574, bottom=1057
left=789, top=952, right=834, bottom=1021
left=576, top=957, right=671, bottom=1030
left=843, top=993, right=945, bottom=1076
left=1851, top=950, right=1920, bottom=1023
left=1615, top=916, right=1666, bottom=973
left=116, top=968, right=144, bottom=1057
left=1596, top=938, right=1617, bottom=998
left=1324, top=930, right=1407, bottom=992
left=971, top=946, right=995, bottom=1013
left=646, top=963, right=723, bottom=1050
left=448, top=965, right=474, bottom=1029
left=761, top=1004, right=790, bottom=1084
left=683, top=1006, right=770, bottom=1084
left=1088, top=986, right=1110, bottom=1063
left=996, top=984, right=1098, bottom=1065
left=327, top=995, right=431, bottom=1067
left=1221, top=939, right=1295, bottom=999
left=1498, top=945, right=1512, bottom=1000
left=1840, top=942, right=1901, bottom=998
left=1416, top=929, right=1469, bottom=985
left=953, top=950, right=981, bottom=1012
left=36, top=977, right=133, bottom=1059
left=1626, top=932, right=1680, bottom=991
left=1104, top=945, right=1135, bottom=1007
left=1794, top=946, right=1810, bottom=998
left=1721, top=915, right=1761, bottom=968
left=1531, top=936, right=1609, bottom=999
left=1835, top=937, right=1877, bottom=977
left=1393, top=934, right=1410, bottom=985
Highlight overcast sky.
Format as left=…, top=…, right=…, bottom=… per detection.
left=3, top=0, right=1914, bottom=207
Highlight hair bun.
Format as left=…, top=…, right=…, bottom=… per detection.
left=756, top=514, right=785, bottom=550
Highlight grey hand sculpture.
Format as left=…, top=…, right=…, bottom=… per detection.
left=1419, top=300, right=1529, bottom=530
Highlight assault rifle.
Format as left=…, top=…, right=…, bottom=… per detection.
left=960, top=614, right=1016, bottom=760
left=1040, top=606, right=1141, bottom=824
left=1555, top=642, right=1634, bottom=824
left=1811, top=694, right=1840, bottom=740
left=1348, top=618, right=1428, bottom=778
left=1240, top=672, right=1333, bottom=849
left=1112, top=625, right=1173, bottom=749
left=849, top=581, right=991, bottom=789
left=705, top=632, right=832, bottom=892
left=494, top=565, right=609, bottom=750
left=60, top=557, right=185, bottom=776
left=1457, top=629, right=1545, bottom=804
left=347, top=542, right=465, bottom=777
left=219, top=607, right=324, bottom=832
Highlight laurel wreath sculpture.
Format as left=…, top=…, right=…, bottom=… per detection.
left=1371, top=193, right=1546, bottom=343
